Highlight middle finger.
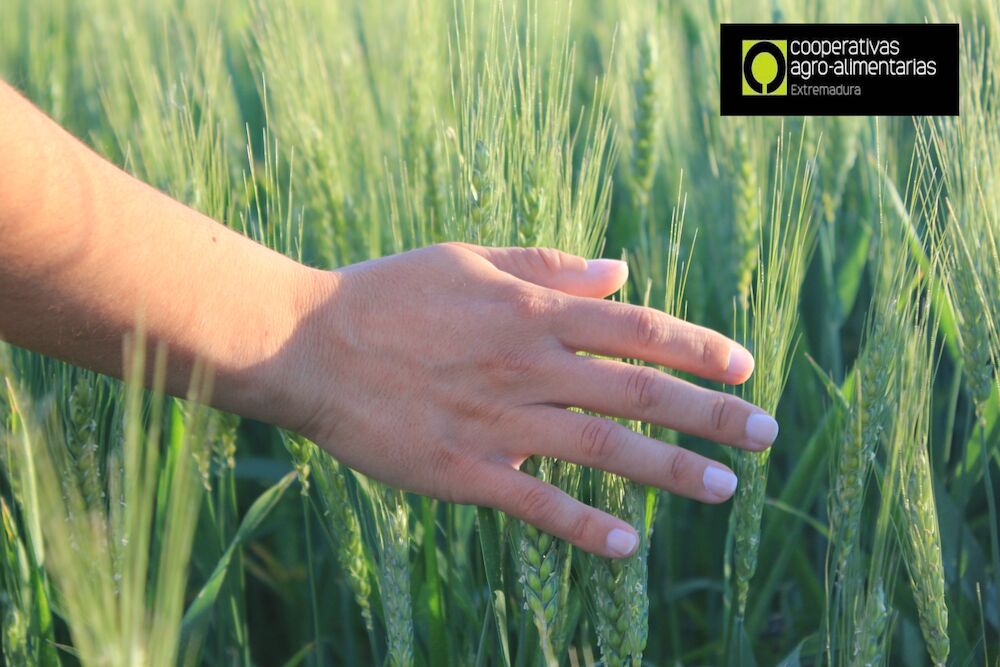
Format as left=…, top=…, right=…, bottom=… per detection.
left=543, top=353, right=778, bottom=451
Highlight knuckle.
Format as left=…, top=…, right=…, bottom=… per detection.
left=565, top=511, right=594, bottom=545
left=710, top=395, right=730, bottom=433
left=665, top=448, right=693, bottom=487
left=526, top=247, right=564, bottom=274
left=624, top=366, right=662, bottom=411
left=433, top=241, right=466, bottom=259
left=517, top=485, right=557, bottom=525
left=455, top=396, right=507, bottom=426
left=631, top=308, right=665, bottom=348
left=579, top=418, right=621, bottom=462
left=483, top=344, right=539, bottom=377
left=507, top=287, right=551, bottom=321
left=701, top=336, right=716, bottom=368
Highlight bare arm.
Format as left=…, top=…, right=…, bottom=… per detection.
left=0, top=80, right=316, bottom=429
left=0, top=80, right=778, bottom=559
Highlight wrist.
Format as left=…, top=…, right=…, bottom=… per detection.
left=203, top=253, right=339, bottom=434
left=230, top=263, right=343, bottom=435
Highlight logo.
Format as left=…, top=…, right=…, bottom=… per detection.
left=742, top=40, right=787, bottom=95
left=722, top=25, right=959, bottom=115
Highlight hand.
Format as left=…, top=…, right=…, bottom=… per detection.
left=287, top=243, right=777, bottom=558
left=0, top=83, right=775, bottom=558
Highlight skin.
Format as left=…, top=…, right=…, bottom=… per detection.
left=0, top=80, right=777, bottom=559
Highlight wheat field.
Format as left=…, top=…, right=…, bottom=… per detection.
left=1, top=0, right=998, bottom=665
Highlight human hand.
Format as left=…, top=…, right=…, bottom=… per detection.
left=0, top=83, right=775, bottom=559
left=287, top=243, right=777, bottom=558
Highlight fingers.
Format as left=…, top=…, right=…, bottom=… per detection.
left=510, top=407, right=741, bottom=504
left=473, top=460, right=640, bottom=558
left=445, top=243, right=753, bottom=385
left=450, top=243, right=628, bottom=298
left=551, top=297, right=755, bottom=384
left=546, top=355, right=778, bottom=451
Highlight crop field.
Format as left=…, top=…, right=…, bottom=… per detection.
left=1, top=0, right=999, bottom=665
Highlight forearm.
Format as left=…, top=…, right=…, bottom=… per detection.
left=0, top=80, right=322, bottom=429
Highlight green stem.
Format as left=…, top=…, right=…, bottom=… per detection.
left=303, top=491, right=323, bottom=667
left=421, top=496, right=448, bottom=666
left=746, top=399, right=840, bottom=635
left=224, top=469, right=250, bottom=666
left=476, top=507, right=510, bottom=667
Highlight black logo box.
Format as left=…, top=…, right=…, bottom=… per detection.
left=721, top=24, right=959, bottom=116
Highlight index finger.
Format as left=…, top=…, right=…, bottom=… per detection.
left=550, top=297, right=754, bottom=384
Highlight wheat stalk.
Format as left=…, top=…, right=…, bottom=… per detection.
left=590, top=466, right=651, bottom=667
left=829, top=227, right=909, bottom=587
left=919, top=11, right=1000, bottom=419
left=589, top=202, right=687, bottom=666
left=628, top=28, right=658, bottom=211
left=0, top=337, right=208, bottom=667
left=732, top=124, right=760, bottom=309
left=66, top=378, right=104, bottom=510
left=374, top=487, right=414, bottom=667
left=310, top=450, right=374, bottom=632
left=516, top=456, right=578, bottom=666
left=849, top=579, right=890, bottom=667
left=817, top=117, right=862, bottom=226
left=470, top=139, right=495, bottom=236
left=731, top=126, right=815, bottom=620
left=895, top=317, right=949, bottom=666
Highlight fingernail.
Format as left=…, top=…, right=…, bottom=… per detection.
left=703, top=466, right=738, bottom=498
left=727, top=346, right=755, bottom=381
left=586, top=258, right=629, bottom=280
left=606, top=527, right=639, bottom=557
left=746, top=413, right=779, bottom=448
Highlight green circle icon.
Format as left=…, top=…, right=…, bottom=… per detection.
left=751, top=52, right=778, bottom=88
left=742, top=40, right=787, bottom=95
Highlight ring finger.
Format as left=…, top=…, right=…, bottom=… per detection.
left=507, top=405, right=741, bottom=503
left=544, top=353, right=778, bottom=451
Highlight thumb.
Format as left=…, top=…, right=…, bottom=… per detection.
left=452, top=244, right=628, bottom=298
